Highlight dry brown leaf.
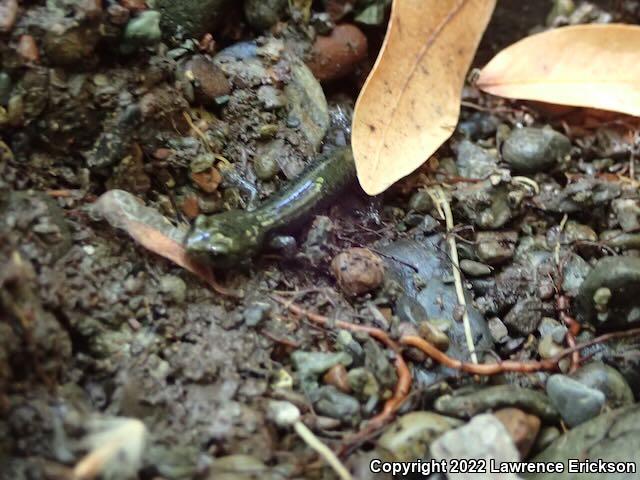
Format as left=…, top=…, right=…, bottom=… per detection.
left=352, top=0, right=496, bottom=195
left=477, top=24, right=640, bottom=117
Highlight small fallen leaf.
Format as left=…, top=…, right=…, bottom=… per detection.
left=477, top=24, right=640, bottom=117
left=352, top=0, right=496, bottom=195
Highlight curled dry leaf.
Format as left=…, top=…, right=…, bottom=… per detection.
left=477, top=24, right=640, bottom=117
left=352, top=0, right=496, bottom=195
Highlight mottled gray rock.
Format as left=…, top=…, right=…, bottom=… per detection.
left=431, top=414, right=522, bottom=479
left=571, top=362, right=634, bottom=409
left=504, top=297, right=549, bottom=336
left=546, top=374, right=605, bottom=427
left=502, top=127, right=571, bottom=173
left=291, top=351, right=352, bottom=381
left=527, top=404, right=640, bottom=480
left=313, top=386, right=360, bottom=422
left=378, top=412, right=462, bottom=461
left=456, top=139, right=499, bottom=178
left=476, top=231, right=518, bottom=265
left=156, top=0, right=232, bottom=38
left=575, top=256, right=640, bottom=329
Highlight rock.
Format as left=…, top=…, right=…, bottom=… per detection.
left=408, top=189, right=434, bottom=213
left=530, top=404, right=640, bottom=480
left=17, top=35, right=39, bottom=63
left=122, top=10, right=162, bottom=53
left=347, top=367, right=379, bottom=400
left=334, top=330, right=364, bottom=365
left=456, top=139, right=499, bottom=178
left=377, top=412, right=462, bottom=461
left=291, top=351, right=352, bottom=382
left=417, top=321, right=450, bottom=352
left=612, top=199, right=640, bottom=232
left=475, top=231, right=518, bottom=265
left=460, top=259, right=492, bottom=277
left=546, top=374, right=605, bottom=427
left=253, top=140, right=284, bottom=180
left=504, top=297, right=547, bottom=336
left=244, top=0, right=287, bottom=30
left=313, top=386, right=360, bottom=422
left=570, top=362, right=634, bottom=409
left=434, top=385, right=559, bottom=423
left=323, top=364, right=350, bottom=393
left=307, top=24, right=368, bottom=81
left=455, top=183, right=513, bottom=229
left=560, top=253, right=591, bottom=297
left=43, top=24, right=100, bottom=66
left=538, top=334, right=564, bottom=360
left=0, top=0, right=18, bottom=33
left=191, top=167, right=222, bottom=193
left=159, top=275, right=187, bottom=304
left=257, top=85, right=285, bottom=110
left=494, top=408, right=541, bottom=458
left=243, top=301, right=271, bottom=327
left=182, top=55, right=231, bottom=106
left=331, top=248, right=384, bottom=296
left=431, top=414, right=521, bottom=479
left=488, top=317, right=509, bottom=343
left=502, top=126, right=571, bottom=173
left=155, top=0, right=232, bottom=38
left=575, top=256, right=640, bottom=329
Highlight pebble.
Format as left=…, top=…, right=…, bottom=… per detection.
left=307, top=24, right=368, bottom=81
left=122, top=10, right=162, bottom=52
left=323, top=364, right=350, bottom=393
left=431, top=414, right=520, bottom=478
left=435, top=385, right=559, bottom=423
left=334, top=330, right=364, bottom=365
left=253, top=139, right=284, bottom=180
left=488, top=317, right=508, bottom=344
left=291, top=350, right=352, bottom=381
left=191, top=167, right=222, bottom=193
left=257, top=85, right=285, bottom=110
left=377, top=412, right=462, bottom=461
left=575, top=256, right=640, bottom=329
left=182, top=55, right=231, bottom=106
left=407, top=189, right=433, bottom=213
left=502, top=126, right=571, bottom=173
left=43, top=24, right=100, bottom=66
left=460, top=259, right=492, bottom=277
left=347, top=367, right=379, bottom=400
left=538, top=334, right=563, bottom=360
left=313, top=386, right=360, bottom=422
left=475, top=231, right=518, bottom=265
left=331, top=248, right=384, bottom=296
left=455, top=139, right=498, bottom=178
left=243, top=301, right=271, bottom=327
left=159, top=275, right=187, bottom=304
left=612, top=198, right=640, bottom=232
left=244, top=0, right=287, bottom=30
left=17, top=35, right=39, bottom=63
left=570, top=362, right=634, bottom=409
left=494, top=408, right=541, bottom=458
left=504, top=297, right=547, bottom=335
left=546, top=374, right=605, bottom=427
left=155, top=0, right=232, bottom=38
left=0, top=0, right=18, bottom=33
left=417, top=321, right=450, bottom=351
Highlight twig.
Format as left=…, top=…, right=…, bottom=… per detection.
left=294, top=422, right=352, bottom=480
left=430, top=187, right=478, bottom=364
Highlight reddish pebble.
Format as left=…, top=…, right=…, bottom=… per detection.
left=494, top=408, right=541, bottom=458
left=307, top=24, right=368, bottom=82
left=0, top=0, right=18, bottom=33
left=120, top=0, right=146, bottom=12
left=323, top=364, right=351, bottom=393
left=191, top=167, right=222, bottom=193
left=17, top=35, right=39, bottom=63
left=331, top=247, right=384, bottom=296
left=181, top=195, right=200, bottom=219
left=153, top=148, right=173, bottom=160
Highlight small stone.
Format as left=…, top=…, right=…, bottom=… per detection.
left=546, top=374, right=605, bottom=427
left=44, top=25, right=99, bottom=66
left=182, top=55, right=231, bottom=106
left=570, top=362, right=634, bottom=409
left=475, top=231, right=518, bottom=265
left=494, top=408, right=541, bottom=458
left=307, top=24, right=368, bottom=82
left=244, top=301, right=271, bottom=327
left=331, top=248, right=384, bottom=296
left=244, top=0, right=287, bottom=30
left=291, top=350, right=352, bottom=380
left=0, top=0, right=18, bottom=33
left=122, top=10, right=162, bottom=52
left=460, top=259, right=492, bottom=277
left=17, top=35, right=39, bottom=63
left=408, top=189, right=434, bottom=213
left=612, top=198, right=640, bottom=232
left=159, top=275, right=187, bottom=304
left=538, top=335, right=563, bottom=359
left=417, top=321, right=450, bottom=351
left=313, top=386, right=360, bottom=422
left=488, top=317, right=508, bottom=343
left=323, top=364, right=351, bottom=393
left=253, top=140, right=283, bottom=180
left=455, top=139, right=498, bottom=178
left=267, top=400, right=300, bottom=427
left=347, top=367, right=379, bottom=400
left=502, top=126, right=571, bottom=173
left=180, top=194, right=200, bottom=219
left=334, top=330, right=364, bottom=365
left=191, top=167, right=222, bottom=193
left=504, top=297, right=546, bottom=336
left=377, top=412, right=462, bottom=462
left=155, top=0, right=232, bottom=38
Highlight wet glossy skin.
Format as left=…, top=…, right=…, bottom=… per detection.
left=185, top=147, right=356, bottom=268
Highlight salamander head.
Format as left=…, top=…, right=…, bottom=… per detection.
left=185, top=211, right=263, bottom=268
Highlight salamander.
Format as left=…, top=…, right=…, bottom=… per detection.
left=185, top=147, right=356, bottom=268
